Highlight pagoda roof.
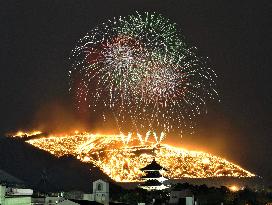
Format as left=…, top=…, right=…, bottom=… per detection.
left=141, top=171, right=162, bottom=179
left=140, top=179, right=162, bottom=186
left=140, top=159, right=167, bottom=171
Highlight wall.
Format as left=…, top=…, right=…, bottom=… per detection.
left=83, top=193, right=94, bottom=201
left=4, top=197, right=31, bottom=205
left=186, top=197, right=194, bottom=205
left=0, top=185, right=6, bottom=205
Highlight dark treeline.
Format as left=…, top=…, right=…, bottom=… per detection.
left=113, top=183, right=272, bottom=205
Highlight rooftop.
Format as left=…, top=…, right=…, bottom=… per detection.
left=140, top=179, right=163, bottom=187
left=140, top=159, right=167, bottom=171
left=141, top=171, right=162, bottom=179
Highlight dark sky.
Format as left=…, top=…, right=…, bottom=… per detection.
left=1, top=0, right=272, bottom=183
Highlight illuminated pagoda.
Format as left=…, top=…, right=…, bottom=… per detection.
left=139, top=159, right=169, bottom=191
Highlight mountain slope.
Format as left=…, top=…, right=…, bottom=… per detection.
left=0, top=137, right=111, bottom=192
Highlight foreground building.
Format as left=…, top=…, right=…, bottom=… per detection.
left=82, top=179, right=109, bottom=205
left=31, top=179, right=109, bottom=205
left=0, top=185, right=33, bottom=205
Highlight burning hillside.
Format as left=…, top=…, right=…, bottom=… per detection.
left=10, top=131, right=255, bottom=182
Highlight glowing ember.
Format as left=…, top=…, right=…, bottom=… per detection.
left=10, top=130, right=42, bottom=138
left=229, top=185, right=241, bottom=192
left=10, top=131, right=255, bottom=182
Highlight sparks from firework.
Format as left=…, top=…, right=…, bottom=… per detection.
left=69, top=12, right=219, bottom=135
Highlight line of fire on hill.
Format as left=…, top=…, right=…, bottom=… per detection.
left=0, top=159, right=269, bottom=205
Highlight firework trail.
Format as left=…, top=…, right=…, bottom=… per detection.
left=69, top=12, right=219, bottom=136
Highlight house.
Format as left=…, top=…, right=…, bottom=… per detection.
left=0, top=184, right=33, bottom=205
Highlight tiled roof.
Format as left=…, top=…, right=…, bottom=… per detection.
left=140, top=159, right=167, bottom=171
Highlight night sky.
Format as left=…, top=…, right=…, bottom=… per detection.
left=1, top=0, right=272, bottom=183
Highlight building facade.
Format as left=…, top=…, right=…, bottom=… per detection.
left=82, top=179, right=109, bottom=205
left=0, top=185, right=32, bottom=205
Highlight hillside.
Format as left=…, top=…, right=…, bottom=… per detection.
left=0, top=136, right=111, bottom=192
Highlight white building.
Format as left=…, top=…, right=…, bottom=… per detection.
left=82, top=179, right=109, bottom=205
left=0, top=185, right=33, bottom=205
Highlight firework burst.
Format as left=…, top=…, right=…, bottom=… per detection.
left=69, top=12, right=219, bottom=135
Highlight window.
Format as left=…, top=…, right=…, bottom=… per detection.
left=97, top=183, right=103, bottom=191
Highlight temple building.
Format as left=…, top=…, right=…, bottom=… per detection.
left=138, top=159, right=169, bottom=191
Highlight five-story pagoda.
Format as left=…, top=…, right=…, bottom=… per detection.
left=139, top=158, right=169, bottom=191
